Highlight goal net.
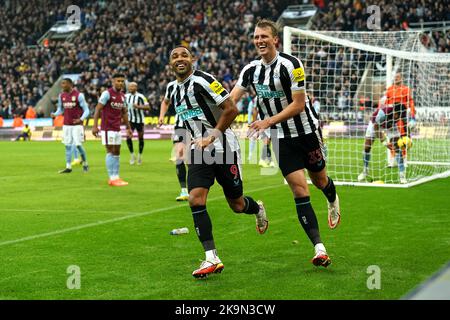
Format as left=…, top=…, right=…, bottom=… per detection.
left=284, top=27, right=450, bottom=187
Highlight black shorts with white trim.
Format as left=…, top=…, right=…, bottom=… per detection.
left=187, top=149, right=243, bottom=199
left=273, top=130, right=326, bottom=177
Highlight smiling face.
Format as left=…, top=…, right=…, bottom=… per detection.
left=170, top=47, right=193, bottom=81
left=253, top=26, right=279, bottom=63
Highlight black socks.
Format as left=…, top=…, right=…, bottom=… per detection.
left=295, top=196, right=322, bottom=246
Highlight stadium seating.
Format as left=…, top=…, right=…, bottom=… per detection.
left=0, top=0, right=448, bottom=120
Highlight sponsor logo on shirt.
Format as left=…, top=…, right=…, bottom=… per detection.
left=63, top=102, right=77, bottom=108
left=111, top=101, right=125, bottom=109
left=175, top=103, right=204, bottom=121
left=255, top=84, right=285, bottom=99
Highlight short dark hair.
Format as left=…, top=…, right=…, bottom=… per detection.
left=170, top=46, right=192, bottom=58
left=255, top=19, right=280, bottom=37
left=112, top=73, right=126, bottom=79
left=62, top=78, right=73, bottom=84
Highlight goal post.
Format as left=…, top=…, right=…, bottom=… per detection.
left=284, top=26, right=450, bottom=187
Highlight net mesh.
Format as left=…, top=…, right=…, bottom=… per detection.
left=285, top=28, right=450, bottom=186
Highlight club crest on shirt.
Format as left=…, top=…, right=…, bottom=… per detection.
left=187, top=85, right=195, bottom=97
left=273, top=70, right=280, bottom=79
left=71, top=96, right=76, bottom=102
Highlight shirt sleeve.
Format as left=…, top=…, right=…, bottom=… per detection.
left=78, top=93, right=90, bottom=120
left=200, top=74, right=230, bottom=106
left=141, top=95, right=149, bottom=106
left=235, top=64, right=253, bottom=91
left=285, top=58, right=306, bottom=92
left=375, top=109, right=386, bottom=124
left=407, top=88, right=415, bottom=118
left=98, top=90, right=110, bottom=105
left=164, top=84, right=173, bottom=102
left=54, top=95, right=63, bottom=116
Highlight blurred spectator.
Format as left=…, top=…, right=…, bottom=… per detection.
left=53, top=114, right=64, bottom=127
left=0, top=0, right=448, bottom=121
left=36, top=106, right=45, bottom=118
left=12, top=114, right=24, bottom=127
left=1, top=0, right=300, bottom=118
left=310, top=0, right=449, bottom=53
left=25, top=105, right=37, bottom=119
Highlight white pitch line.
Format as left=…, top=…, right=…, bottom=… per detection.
left=0, top=184, right=284, bottom=247
left=1, top=208, right=139, bottom=215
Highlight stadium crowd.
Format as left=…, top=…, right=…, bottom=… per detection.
left=0, top=0, right=448, bottom=120
left=307, top=0, right=449, bottom=115
left=311, top=0, right=449, bottom=52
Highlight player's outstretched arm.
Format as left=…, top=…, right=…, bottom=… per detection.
left=193, top=97, right=238, bottom=149
left=250, top=91, right=305, bottom=132
left=51, top=95, right=63, bottom=118
left=158, top=98, right=170, bottom=126
left=230, top=86, right=246, bottom=106
left=92, top=103, right=103, bottom=137
left=252, top=105, right=258, bottom=122
left=215, top=97, right=239, bottom=133
left=269, top=90, right=305, bottom=124
left=75, top=93, right=90, bottom=125
left=122, top=107, right=132, bottom=138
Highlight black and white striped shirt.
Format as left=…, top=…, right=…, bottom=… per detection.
left=165, top=81, right=186, bottom=130
left=125, top=92, right=148, bottom=124
left=164, top=70, right=239, bottom=152
left=173, top=113, right=185, bottom=129
left=236, top=51, right=318, bottom=138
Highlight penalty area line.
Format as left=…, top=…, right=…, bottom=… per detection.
left=0, top=184, right=283, bottom=247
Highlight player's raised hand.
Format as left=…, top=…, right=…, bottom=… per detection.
left=247, top=126, right=260, bottom=139
left=248, top=119, right=270, bottom=139
left=193, top=136, right=215, bottom=150
left=92, top=126, right=99, bottom=137
left=158, top=116, right=164, bottom=127
left=382, top=139, right=394, bottom=150
left=126, top=127, right=133, bottom=139
left=249, top=119, right=270, bottom=131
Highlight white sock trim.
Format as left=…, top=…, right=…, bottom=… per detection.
left=205, top=249, right=219, bottom=262
left=314, top=243, right=326, bottom=254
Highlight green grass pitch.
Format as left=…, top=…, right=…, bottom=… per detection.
left=0, top=140, right=449, bottom=299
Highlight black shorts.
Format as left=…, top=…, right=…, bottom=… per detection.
left=130, top=122, right=144, bottom=133
left=172, top=126, right=188, bottom=144
left=187, top=149, right=243, bottom=199
left=273, top=130, right=326, bottom=177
